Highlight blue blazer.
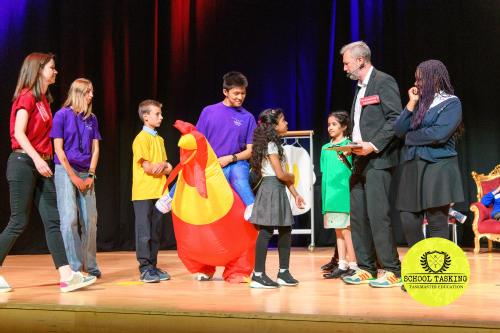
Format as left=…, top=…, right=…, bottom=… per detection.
left=394, top=97, right=462, bottom=163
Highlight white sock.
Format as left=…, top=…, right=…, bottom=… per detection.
left=338, top=260, right=348, bottom=270
left=279, top=269, right=288, bottom=273
left=349, top=262, right=358, bottom=270
left=253, top=272, right=263, bottom=277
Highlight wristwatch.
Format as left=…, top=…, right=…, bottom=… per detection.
left=232, top=154, right=238, bottom=163
left=88, top=171, right=96, bottom=179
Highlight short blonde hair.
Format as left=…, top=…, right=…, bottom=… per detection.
left=138, top=99, right=162, bottom=121
left=63, top=78, right=93, bottom=119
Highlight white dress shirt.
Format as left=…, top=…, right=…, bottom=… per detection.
left=352, top=66, right=374, bottom=143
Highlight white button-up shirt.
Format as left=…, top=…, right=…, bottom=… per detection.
left=352, top=66, right=374, bottom=143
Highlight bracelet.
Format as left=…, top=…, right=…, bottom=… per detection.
left=88, top=172, right=96, bottom=179
left=232, top=154, right=238, bottom=163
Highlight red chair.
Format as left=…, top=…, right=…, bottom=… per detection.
left=470, top=164, right=500, bottom=254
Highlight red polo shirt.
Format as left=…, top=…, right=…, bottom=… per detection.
left=10, top=89, right=53, bottom=155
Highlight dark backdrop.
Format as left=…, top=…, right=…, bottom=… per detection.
left=0, top=0, right=499, bottom=253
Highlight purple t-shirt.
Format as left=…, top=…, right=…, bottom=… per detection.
left=50, top=107, right=102, bottom=172
left=196, top=102, right=256, bottom=157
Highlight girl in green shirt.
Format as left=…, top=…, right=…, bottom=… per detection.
left=320, top=111, right=358, bottom=279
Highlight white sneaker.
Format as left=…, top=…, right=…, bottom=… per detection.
left=0, top=275, right=12, bottom=293
left=155, top=194, right=172, bottom=214
left=60, top=272, right=96, bottom=293
left=194, top=273, right=212, bottom=281
left=244, top=204, right=254, bottom=221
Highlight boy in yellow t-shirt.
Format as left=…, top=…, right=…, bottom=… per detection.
left=132, top=99, right=173, bottom=283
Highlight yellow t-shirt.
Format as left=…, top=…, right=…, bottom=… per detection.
left=132, top=129, right=168, bottom=200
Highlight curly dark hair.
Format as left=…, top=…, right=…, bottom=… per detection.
left=250, top=108, right=286, bottom=177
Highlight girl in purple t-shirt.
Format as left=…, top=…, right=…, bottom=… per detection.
left=51, top=78, right=102, bottom=278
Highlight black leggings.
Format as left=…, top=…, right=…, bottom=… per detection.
left=254, top=225, right=291, bottom=273
left=400, top=205, right=450, bottom=247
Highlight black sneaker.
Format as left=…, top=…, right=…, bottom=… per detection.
left=140, top=268, right=160, bottom=283
left=250, top=273, right=280, bottom=289
left=340, top=268, right=356, bottom=278
left=277, top=270, right=299, bottom=286
left=321, top=258, right=337, bottom=272
left=323, top=267, right=348, bottom=279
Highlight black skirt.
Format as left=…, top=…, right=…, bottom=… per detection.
left=396, top=156, right=464, bottom=212
left=250, top=176, right=294, bottom=227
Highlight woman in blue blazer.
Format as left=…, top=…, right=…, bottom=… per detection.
left=394, top=59, right=464, bottom=247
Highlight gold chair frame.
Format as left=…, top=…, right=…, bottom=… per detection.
left=470, top=164, right=500, bottom=254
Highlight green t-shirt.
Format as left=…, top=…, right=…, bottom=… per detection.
left=320, top=138, right=352, bottom=213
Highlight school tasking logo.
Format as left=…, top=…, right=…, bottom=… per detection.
left=402, top=238, right=469, bottom=307
left=420, top=251, right=451, bottom=273
left=232, top=117, right=242, bottom=126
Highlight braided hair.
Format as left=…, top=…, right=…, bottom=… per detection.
left=412, top=59, right=454, bottom=128
left=412, top=59, right=463, bottom=139
left=250, top=108, right=286, bottom=178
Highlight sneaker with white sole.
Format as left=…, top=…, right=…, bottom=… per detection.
left=368, top=271, right=402, bottom=288
left=194, top=273, right=212, bottom=281
left=342, top=269, right=375, bottom=285
left=0, top=275, right=12, bottom=293
left=277, top=270, right=299, bottom=286
left=60, top=272, right=96, bottom=293
left=250, top=273, right=280, bottom=289
left=154, top=267, right=171, bottom=281
left=140, top=268, right=160, bottom=283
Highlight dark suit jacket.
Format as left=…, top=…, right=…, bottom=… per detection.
left=350, top=67, right=402, bottom=172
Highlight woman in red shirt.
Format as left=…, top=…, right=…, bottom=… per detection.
left=0, top=53, right=96, bottom=293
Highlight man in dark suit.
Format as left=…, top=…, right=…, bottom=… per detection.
left=340, top=41, right=402, bottom=288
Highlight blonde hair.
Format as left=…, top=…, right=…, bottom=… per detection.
left=63, top=78, right=93, bottom=119
left=138, top=99, right=162, bottom=121
left=13, top=52, right=55, bottom=103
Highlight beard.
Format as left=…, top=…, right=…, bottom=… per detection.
left=347, top=72, right=360, bottom=81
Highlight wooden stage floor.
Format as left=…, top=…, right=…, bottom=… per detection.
left=0, top=247, right=499, bottom=333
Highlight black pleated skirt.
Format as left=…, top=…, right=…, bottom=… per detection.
left=250, top=176, right=294, bottom=227
left=396, top=156, right=464, bottom=212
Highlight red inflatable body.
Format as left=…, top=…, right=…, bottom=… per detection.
left=167, top=121, right=257, bottom=283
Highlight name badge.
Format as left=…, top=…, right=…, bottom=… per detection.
left=36, top=102, right=51, bottom=122
left=360, top=95, right=380, bottom=106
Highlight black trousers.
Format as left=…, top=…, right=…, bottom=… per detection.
left=400, top=205, right=450, bottom=247
left=133, top=199, right=163, bottom=273
left=350, top=167, right=401, bottom=277
left=254, top=226, right=291, bottom=273
left=0, top=152, right=68, bottom=268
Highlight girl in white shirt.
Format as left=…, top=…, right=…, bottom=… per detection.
left=248, top=108, right=305, bottom=289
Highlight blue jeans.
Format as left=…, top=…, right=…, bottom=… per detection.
left=54, top=164, right=99, bottom=274
left=168, top=160, right=254, bottom=206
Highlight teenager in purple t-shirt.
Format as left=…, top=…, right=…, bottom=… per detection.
left=196, top=71, right=257, bottom=219
left=50, top=78, right=102, bottom=278
left=160, top=72, right=257, bottom=221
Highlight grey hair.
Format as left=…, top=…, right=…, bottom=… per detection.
left=340, top=41, right=371, bottom=62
